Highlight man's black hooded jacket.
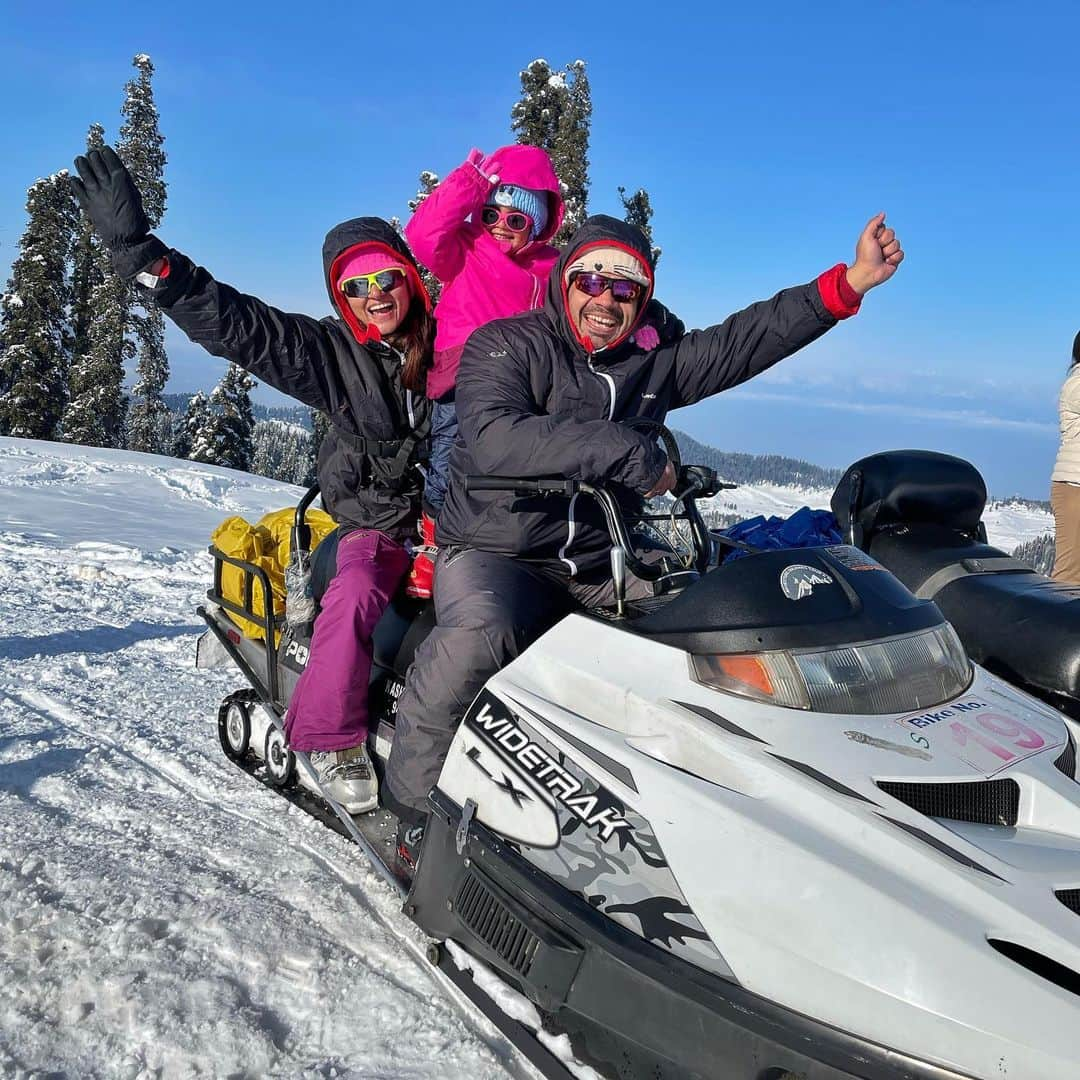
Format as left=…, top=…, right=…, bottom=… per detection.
left=438, top=214, right=842, bottom=573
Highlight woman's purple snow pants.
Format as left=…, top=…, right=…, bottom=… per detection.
left=286, top=528, right=411, bottom=752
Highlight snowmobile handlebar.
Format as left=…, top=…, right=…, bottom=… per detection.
left=464, top=476, right=580, bottom=496
left=465, top=463, right=728, bottom=581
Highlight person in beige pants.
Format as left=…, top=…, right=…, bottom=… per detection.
left=1051, top=331, right=1080, bottom=583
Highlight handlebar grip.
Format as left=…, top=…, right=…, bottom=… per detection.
left=465, top=475, right=578, bottom=496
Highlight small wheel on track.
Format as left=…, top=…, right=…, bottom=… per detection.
left=217, top=694, right=252, bottom=762
left=264, top=725, right=296, bottom=788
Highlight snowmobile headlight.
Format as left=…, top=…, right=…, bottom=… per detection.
left=691, top=624, right=972, bottom=715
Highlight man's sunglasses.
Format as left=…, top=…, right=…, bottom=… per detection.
left=480, top=206, right=534, bottom=233
left=340, top=268, right=408, bottom=298
left=570, top=272, right=642, bottom=303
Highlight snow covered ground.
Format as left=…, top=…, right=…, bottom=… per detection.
left=0, top=438, right=532, bottom=1080
left=0, top=437, right=1054, bottom=1079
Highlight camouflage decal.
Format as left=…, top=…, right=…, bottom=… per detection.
left=464, top=690, right=730, bottom=976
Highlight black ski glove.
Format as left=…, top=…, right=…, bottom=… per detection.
left=70, top=145, right=168, bottom=280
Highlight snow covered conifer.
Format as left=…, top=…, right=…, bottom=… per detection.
left=64, top=124, right=129, bottom=449
left=119, top=54, right=170, bottom=454
left=69, top=124, right=106, bottom=383
left=307, top=408, right=330, bottom=486
left=0, top=173, right=78, bottom=439
left=196, top=364, right=256, bottom=471
left=252, top=420, right=313, bottom=484
left=511, top=59, right=563, bottom=154
left=556, top=60, right=591, bottom=242
left=618, top=186, right=661, bottom=266
left=511, top=59, right=592, bottom=246
left=407, top=170, right=442, bottom=303
left=63, top=266, right=130, bottom=448
left=174, top=391, right=210, bottom=460
left=118, top=56, right=166, bottom=226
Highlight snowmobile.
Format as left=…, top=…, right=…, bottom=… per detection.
left=197, top=426, right=1080, bottom=1080
left=831, top=449, right=1080, bottom=722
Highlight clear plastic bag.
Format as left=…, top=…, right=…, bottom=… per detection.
left=284, top=547, right=316, bottom=628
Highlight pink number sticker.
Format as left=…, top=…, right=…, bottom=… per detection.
left=978, top=713, right=1045, bottom=750
left=950, top=721, right=1016, bottom=763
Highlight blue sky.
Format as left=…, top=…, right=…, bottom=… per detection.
left=3, top=1, right=1078, bottom=496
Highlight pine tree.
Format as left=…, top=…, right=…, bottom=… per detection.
left=1013, top=533, right=1056, bottom=576
left=511, top=58, right=592, bottom=246
left=252, top=420, right=313, bottom=484
left=407, top=170, right=442, bottom=302
left=306, top=408, right=330, bottom=485
left=65, top=118, right=129, bottom=448
left=175, top=390, right=211, bottom=460
left=511, top=59, right=564, bottom=159
left=119, top=54, right=170, bottom=454
left=618, top=186, right=661, bottom=266
left=193, top=364, right=255, bottom=470
left=556, top=60, right=591, bottom=242
left=63, top=262, right=130, bottom=447
left=69, top=124, right=106, bottom=382
left=0, top=173, right=79, bottom=439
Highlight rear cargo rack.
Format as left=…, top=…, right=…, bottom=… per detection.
left=199, top=547, right=283, bottom=704
left=197, top=483, right=322, bottom=710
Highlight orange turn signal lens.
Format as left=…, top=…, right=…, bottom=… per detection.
left=690, top=651, right=810, bottom=709
left=715, top=655, right=774, bottom=697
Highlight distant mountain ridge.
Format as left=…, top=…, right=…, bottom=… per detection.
left=672, top=430, right=842, bottom=490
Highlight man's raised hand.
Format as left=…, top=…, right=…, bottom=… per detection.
left=845, top=212, right=904, bottom=296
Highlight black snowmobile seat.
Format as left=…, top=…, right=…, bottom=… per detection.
left=831, top=449, right=987, bottom=547
left=867, top=523, right=1080, bottom=709
left=833, top=450, right=1080, bottom=714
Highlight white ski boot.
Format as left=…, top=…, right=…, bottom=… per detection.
left=302, top=744, right=378, bottom=814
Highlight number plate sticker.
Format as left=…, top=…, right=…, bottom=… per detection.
left=895, top=697, right=1063, bottom=775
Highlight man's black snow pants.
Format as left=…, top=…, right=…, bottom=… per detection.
left=385, top=545, right=657, bottom=815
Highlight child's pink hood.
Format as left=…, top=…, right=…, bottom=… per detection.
left=486, top=144, right=565, bottom=244
left=405, top=144, right=566, bottom=399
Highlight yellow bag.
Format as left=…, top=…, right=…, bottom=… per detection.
left=210, top=507, right=337, bottom=641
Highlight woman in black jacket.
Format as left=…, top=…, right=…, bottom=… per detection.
left=71, top=146, right=433, bottom=815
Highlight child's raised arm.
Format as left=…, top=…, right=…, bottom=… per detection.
left=404, top=149, right=501, bottom=283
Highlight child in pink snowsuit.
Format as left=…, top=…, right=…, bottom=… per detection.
left=403, top=145, right=566, bottom=584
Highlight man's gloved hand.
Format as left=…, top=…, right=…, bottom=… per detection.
left=70, top=145, right=167, bottom=280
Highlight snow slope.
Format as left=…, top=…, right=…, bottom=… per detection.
left=0, top=438, right=530, bottom=1080
left=0, top=437, right=1054, bottom=1078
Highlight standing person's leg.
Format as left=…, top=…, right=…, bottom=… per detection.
left=1052, top=481, right=1080, bottom=584
left=287, top=529, right=410, bottom=810
left=386, top=548, right=572, bottom=820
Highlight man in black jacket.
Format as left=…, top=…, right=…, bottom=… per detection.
left=386, top=212, right=903, bottom=861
